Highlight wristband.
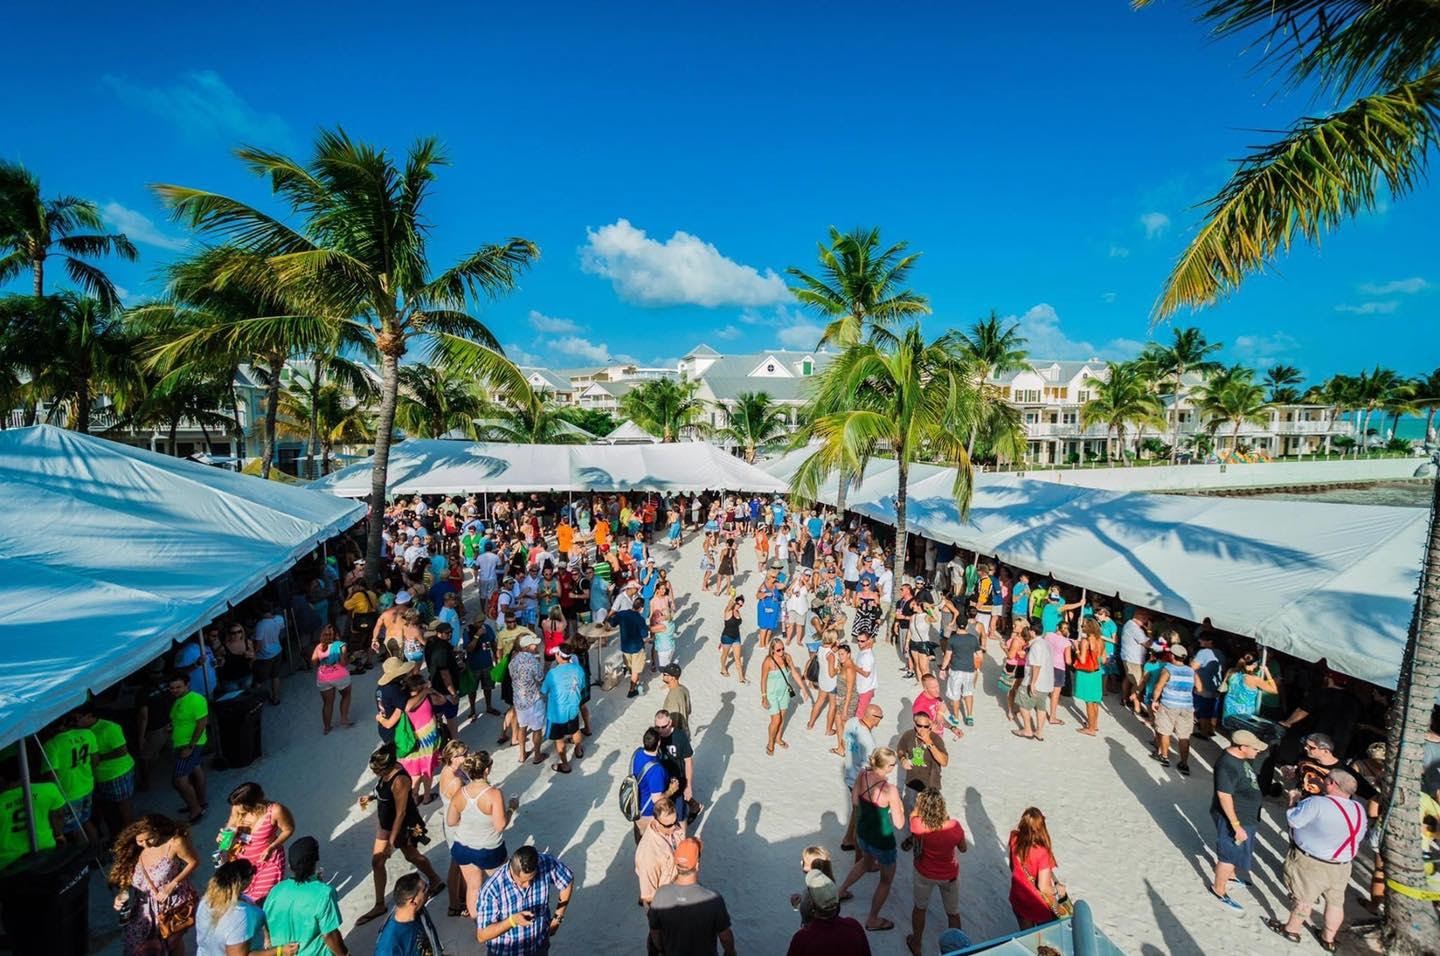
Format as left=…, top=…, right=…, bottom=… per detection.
left=509, top=915, right=518, bottom=929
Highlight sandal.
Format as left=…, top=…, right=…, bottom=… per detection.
left=1307, top=924, right=1337, bottom=952
left=867, top=918, right=895, bottom=931
left=1263, top=917, right=1301, bottom=944
left=552, top=762, right=572, bottom=774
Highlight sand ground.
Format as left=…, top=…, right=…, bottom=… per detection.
left=89, top=531, right=1369, bottom=955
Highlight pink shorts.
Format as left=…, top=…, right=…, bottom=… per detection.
left=857, top=689, right=875, bottom=717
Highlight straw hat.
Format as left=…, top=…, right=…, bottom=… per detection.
left=378, top=658, right=417, bottom=685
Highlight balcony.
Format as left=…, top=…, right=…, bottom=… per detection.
left=1023, top=422, right=1112, bottom=439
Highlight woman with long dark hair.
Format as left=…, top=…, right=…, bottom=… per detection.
left=219, top=782, right=294, bottom=904
left=109, top=814, right=200, bottom=955
left=1007, top=807, right=1060, bottom=929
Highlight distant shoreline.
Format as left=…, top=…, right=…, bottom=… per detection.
left=1191, top=478, right=1434, bottom=508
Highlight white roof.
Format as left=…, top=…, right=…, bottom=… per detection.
left=830, top=464, right=1423, bottom=688
left=601, top=421, right=660, bottom=444
left=309, top=439, right=788, bottom=495
left=0, top=426, right=366, bottom=741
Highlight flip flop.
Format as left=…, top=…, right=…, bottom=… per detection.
left=1010, top=730, right=1034, bottom=739
left=838, top=889, right=854, bottom=901
left=575, top=745, right=585, bottom=758
left=866, top=918, right=895, bottom=931
left=552, top=763, right=572, bottom=774
left=532, top=754, right=546, bottom=765
left=1307, top=924, right=1338, bottom=952
left=355, top=906, right=387, bottom=926
left=1263, top=918, right=1301, bottom=944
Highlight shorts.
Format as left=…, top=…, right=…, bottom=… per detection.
left=1015, top=686, right=1047, bottom=711
left=452, top=840, right=508, bottom=870
left=1153, top=704, right=1196, bottom=738
left=624, top=650, right=648, bottom=675
left=914, top=872, right=961, bottom=915
left=316, top=675, right=352, bottom=692
left=844, top=580, right=858, bottom=592
left=518, top=701, right=546, bottom=733
left=1193, top=695, right=1221, bottom=719
left=975, top=612, right=992, bottom=630
left=60, top=794, right=92, bottom=834
left=804, top=641, right=821, bottom=655
left=1052, top=667, right=1066, bottom=690
left=656, top=647, right=676, bottom=669
left=857, top=836, right=897, bottom=867
left=1123, top=662, right=1145, bottom=687
left=252, top=656, right=281, bottom=682
left=96, top=770, right=135, bottom=803
left=720, top=631, right=740, bottom=647
left=856, top=689, right=875, bottom=718
left=910, top=641, right=937, bottom=659
left=173, top=746, right=204, bottom=778
left=1211, top=811, right=1254, bottom=875
left=436, top=697, right=459, bottom=721
left=548, top=717, right=580, bottom=740
left=946, top=670, right=976, bottom=700
left=1283, top=846, right=1351, bottom=909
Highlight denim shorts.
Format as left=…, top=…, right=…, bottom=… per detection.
left=1212, top=810, right=1254, bottom=875
left=857, top=835, right=897, bottom=866
left=452, top=840, right=508, bottom=869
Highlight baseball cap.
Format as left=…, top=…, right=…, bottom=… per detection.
left=1230, top=729, right=1269, bottom=752
left=660, top=663, right=682, bottom=678
left=518, top=632, right=540, bottom=649
left=288, top=835, right=320, bottom=871
left=1169, top=644, right=1189, bottom=660
left=673, top=837, right=702, bottom=870
left=395, top=590, right=413, bottom=605
left=805, top=869, right=839, bottom=913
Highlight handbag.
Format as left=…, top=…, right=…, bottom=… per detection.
left=393, top=711, right=419, bottom=757
left=804, top=655, right=820, bottom=684
left=140, top=864, right=197, bottom=940
left=1018, top=854, right=1073, bottom=919
left=489, top=653, right=511, bottom=685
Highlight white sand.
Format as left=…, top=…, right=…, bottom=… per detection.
left=92, top=532, right=1371, bottom=955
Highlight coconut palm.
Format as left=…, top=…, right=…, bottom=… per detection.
left=1352, top=366, right=1408, bottom=447
left=288, top=354, right=377, bottom=479
left=125, top=366, right=237, bottom=456
left=154, top=128, right=536, bottom=571
left=1264, top=364, right=1305, bottom=404
left=474, top=384, right=594, bottom=444
left=1080, top=361, right=1164, bottom=463
left=954, top=311, right=1030, bottom=457
left=1195, top=364, right=1271, bottom=452
left=0, top=162, right=137, bottom=305
left=276, top=376, right=373, bottom=475
left=394, top=363, right=487, bottom=439
left=1411, top=367, right=1440, bottom=443
left=717, top=391, right=791, bottom=462
left=790, top=325, right=988, bottom=579
left=1141, top=327, right=1224, bottom=462
left=787, top=226, right=930, bottom=350
left=618, top=376, right=707, bottom=442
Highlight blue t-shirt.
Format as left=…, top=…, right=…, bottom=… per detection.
left=806, top=516, right=823, bottom=538
left=174, top=643, right=217, bottom=697
left=771, top=502, right=785, bottom=527
left=589, top=577, right=610, bottom=615
left=374, top=914, right=424, bottom=956
left=541, top=661, right=584, bottom=725
left=630, top=748, right=670, bottom=818
left=615, top=609, right=648, bottom=654
left=1040, top=601, right=1062, bottom=635
left=748, top=499, right=762, bottom=521
left=1010, top=583, right=1030, bottom=616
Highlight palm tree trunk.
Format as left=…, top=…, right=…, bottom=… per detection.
left=168, top=417, right=179, bottom=456
left=892, top=453, right=910, bottom=582
left=199, top=419, right=212, bottom=453
left=306, top=363, right=321, bottom=480
left=746, top=441, right=756, bottom=463
left=365, top=337, right=404, bottom=585
left=1425, top=406, right=1436, bottom=444
left=966, top=421, right=979, bottom=460
left=1135, top=423, right=1146, bottom=461
left=322, top=439, right=332, bottom=476
left=1381, top=473, right=1440, bottom=952
left=75, top=373, right=90, bottom=434
left=32, top=257, right=43, bottom=298
left=1170, top=373, right=1182, bottom=464
left=1232, top=419, right=1242, bottom=452
left=835, top=469, right=851, bottom=513
left=262, top=356, right=283, bottom=479
left=228, top=372, right=246, bottom=460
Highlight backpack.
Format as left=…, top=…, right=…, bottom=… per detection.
left=619, top=758, right=660, bottom=822
left=486, top=588, right=501, bottom=622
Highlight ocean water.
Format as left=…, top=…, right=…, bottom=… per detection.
left=1251, top=481, right=1434, bottom=508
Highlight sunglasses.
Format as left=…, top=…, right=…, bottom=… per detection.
left=914, top=721, right=932, bottom=729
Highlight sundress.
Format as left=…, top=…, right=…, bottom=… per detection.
left=123, top=852, right=197, bottom=955
left=399, top=694, right=441, bottom=779
left=235, top=804, right=286, bottom=902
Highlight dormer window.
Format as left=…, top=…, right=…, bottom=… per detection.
left=801, top=359, right=813, bottom=376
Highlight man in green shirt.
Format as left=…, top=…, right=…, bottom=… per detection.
left=77, top=706, right=135, bottom=832
left=166, top=673, right=208, bottom=823
left=41, top=717, right=97, bottom=843
left=0, top=771, right=66, bottom=872
left=264, top=836, right=347, bottom=955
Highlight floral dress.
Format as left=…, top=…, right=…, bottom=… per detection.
left=124, top=851, right=197, bottom=955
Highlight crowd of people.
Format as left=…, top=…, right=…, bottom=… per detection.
left=2, top=485, right=1438, bottom=956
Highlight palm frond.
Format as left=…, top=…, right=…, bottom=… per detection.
left=419, top=239, right=540, bottom=310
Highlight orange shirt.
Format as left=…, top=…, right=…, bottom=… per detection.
left=595, top=520, right=611, bottom=549
left=557, top=523, right=574, bottom=554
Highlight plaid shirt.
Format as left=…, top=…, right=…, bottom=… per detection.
left=476, top=853, right=574, bottom=955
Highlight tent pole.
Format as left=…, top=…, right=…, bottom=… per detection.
left=17, top=737, right=38, bottom=852
left=196, top=630, right=212, bottom=700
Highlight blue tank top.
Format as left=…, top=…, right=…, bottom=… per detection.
left=1223, top=672, right=1261, bottom=718
left=1158, top=663, right=1195, bottom=709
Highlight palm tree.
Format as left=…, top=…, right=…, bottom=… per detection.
left=125, top=366, right=237, bottom=456
left=618, top=376, right=707, bottom=442
left=474, top=384, right=594, bottom=444
left=1195, top=364, right=1271, bottom=452
left=718, top=391, right=791, bottom=462
left=276, top=376, right=373, bottom=474
left=395, top=363, right=487, bottom=439
left=1142, top=327, right=1224, bottom=462
left=787, top=226, right=930, bottom=350
left=0, top=162, right=137, bottom=305
left=1411, top=367, right=1440, bottom=443
left=790, top=325, right=993, bottom=579
left=1080, top=361, right=1164, bottom=463
left=290, top=354, right=377, bottom=479
left=1264, top=364, right=1304, bottom=404
left=954, top=311, right=1030, bottom=457
left=1304, top=374, right=1361, bottom=454
left=1353, top=366, right=1408, bottom=448
left=155, top=128, right=537, bottom=572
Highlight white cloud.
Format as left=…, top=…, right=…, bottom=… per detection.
left=1139, top=212, right=1170, bottom=239
left=102, top=202, right=188, bottom=251
left=778, top=322, right=824, bottom=349
left=552, top=335, right=617, bottom=363
left=527, top=310, right=582, bottom=334
left=713, top=324, right=742, bottom=341
left=1335, top=301, right=1400, bottom=315
left=103, top=70, right=291, bottom=145
left=1359, top=277, right=1429, bottom=295
left=1231, top=332, right=1299, bottom=364
left=113, top=285, right=131, bottom=303
left=502, top=342, right=542, bottom=366
left=580, top=218, right=790, bottom=308
left=1007, top=303, right=1140, bottom=360
left=1107, top=245, right=1130, bottom=259
left=1100, top=291, right=1118, bottom=304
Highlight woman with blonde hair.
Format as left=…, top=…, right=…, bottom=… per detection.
left=437, top=740, right=470, bottom=917
left=541, top=606, right=567, bottom=664
left=760, top=637, right=811, bottom=755
left=1007, top=806, right=1061, bottom=929
left=806, top=631, right=840, bottom=732
left=309, top=622, right=354, bottom=734
left=788, top=845, right=835, bottom=925
left=447, top=750, right=519, bottom=919
left=909, top=788, right=967, bottom=952
left=195, top=859, right=278, bottom=956
left=837, top=747, right=906, bottom=931
left=109, top=814, right=201, bottom=955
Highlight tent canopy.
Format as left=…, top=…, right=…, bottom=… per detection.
left=309, top=439, right=788, bottom=496
left=781, top=452, right=1423, bottom=689
left=600, top=421, right=660, bottom=444
left=0, top=426, right=366, bottom=742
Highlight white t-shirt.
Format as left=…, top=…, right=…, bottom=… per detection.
left=854, top=647, right=877, bottom=693
left=842, top=549, right=860, bottom=581
left=786, top=586, right=809, bottom=617
left=196, top=898, right=264, bottom=956
left=253, top=615, right=284, bottom=661
left=876, top=568, right=894, bottom=603
left=1026, top=637, right=1055, bottom=693
left=612, top=590, right=639, bottom=614
left=1119, top=619, right=1150, bottom=665
left=474, top=551, right=500, bottom=581
left=843, top=717, right=877, bottom=787
left=818, top=647, right=838, bottom=693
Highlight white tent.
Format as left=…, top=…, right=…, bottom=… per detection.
left=0, top=426, right=366, bottom=742
left=600, top=421, right=660, bottom=445
left=830, top=465, right=1423, bottom=688
left=308, top=439, right=788, bottom=496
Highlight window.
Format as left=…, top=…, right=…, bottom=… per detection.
left=1043, top=386, right=1069, bottom=401
left=766, top=363, right=775, bottom=373
left=801, top=359, right=813, bottom=376
left=1062, top=412, right=1077, bottom=424
left=1015, top=389, right=1041, bottom=403
left=1077, top=389, right=1093, bottom=403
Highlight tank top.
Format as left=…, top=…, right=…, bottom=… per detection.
left=818, top=647, right=838, bottom=693
left=722, top=609, right=741, bottom=639
left=1223, top=672, right=1262, bottom=718
left=855, top=777, right=896, bottom=850
left=452, top=784, right=504, bottom=850
left=1158, top=663, right=1196, bottom=709
left=375, top=768, right=422, bottom=832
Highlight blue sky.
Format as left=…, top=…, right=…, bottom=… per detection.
left=4, top=1, right=1437, bottom=383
